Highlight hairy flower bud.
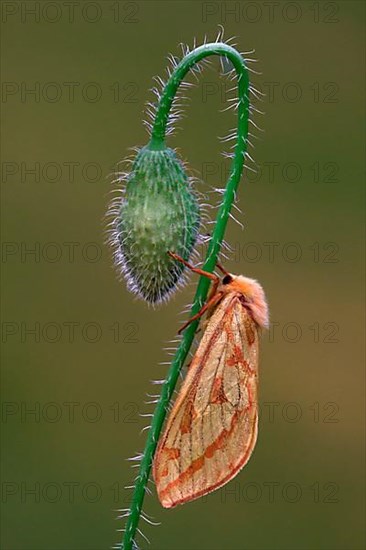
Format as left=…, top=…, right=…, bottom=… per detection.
left=111, top=146, right=200, bottom=304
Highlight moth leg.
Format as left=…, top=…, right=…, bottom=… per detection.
left=216, top=262, right=230, bottom=277
left=167, top=251, right=219, bottom=284
left=178, top=291, right=223, bottom=334
left=207, top=275, right=220, bottom=300
left=167, top=251, right=223, bottom=333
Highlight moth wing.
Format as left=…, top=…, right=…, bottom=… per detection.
left=153, top=294, right=259, bottom=508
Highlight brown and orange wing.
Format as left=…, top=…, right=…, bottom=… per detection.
left=153, top=293, right=260, bottom=508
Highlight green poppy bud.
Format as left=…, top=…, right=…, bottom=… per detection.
left=110, top=145, right=200, bottom=304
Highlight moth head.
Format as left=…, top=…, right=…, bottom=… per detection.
left=220, top=273, right=269, bottom=329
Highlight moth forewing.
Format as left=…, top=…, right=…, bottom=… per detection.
left=153, top=270, right=268, bottom=509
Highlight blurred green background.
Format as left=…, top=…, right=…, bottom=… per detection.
left=1, top=1, right=365, bottom=549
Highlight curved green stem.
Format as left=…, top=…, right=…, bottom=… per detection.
left=122, top=43, right=249, bottom=550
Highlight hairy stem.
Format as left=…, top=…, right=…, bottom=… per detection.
left=122, top=43, right=249, bottom=550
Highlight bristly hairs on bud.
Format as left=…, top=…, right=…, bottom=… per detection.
left=107, top=145, right=201, bottom=304
left=109, top=28, right=261, bottom=550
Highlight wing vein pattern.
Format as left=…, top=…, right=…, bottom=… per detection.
left=153, top=293, right=260, bottom=508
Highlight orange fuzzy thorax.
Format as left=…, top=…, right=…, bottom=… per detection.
left=221, top=275, right=269, bottom=329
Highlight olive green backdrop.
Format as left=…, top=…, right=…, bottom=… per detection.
left=1, top=1, right=365, bottom=549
